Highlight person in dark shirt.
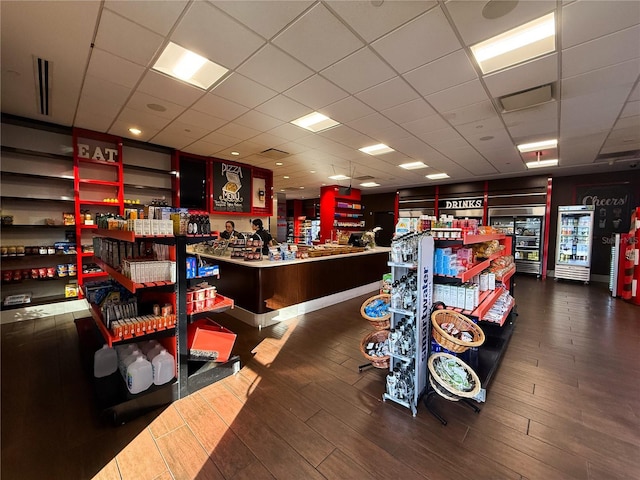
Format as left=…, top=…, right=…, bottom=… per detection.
left=251, top=218, right=273, bottom=255
left=220, top=220, right=244, bottom=240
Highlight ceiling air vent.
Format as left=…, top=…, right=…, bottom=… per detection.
left=260, top=148, right=290, bottom=160
left=355, top=175, right=375, bottom=181
left=499, top=83, right=553, bottom=113
left=33, top=56, right=52, bottom=116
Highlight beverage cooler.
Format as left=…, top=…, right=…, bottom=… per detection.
left=555, top=205, right=595, bottom=283
left=489, top=207, right=545, bottom=276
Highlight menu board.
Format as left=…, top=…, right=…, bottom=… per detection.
left=212, top=160, right=251, bottom=213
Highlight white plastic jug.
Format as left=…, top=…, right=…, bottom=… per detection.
left=147, top=345, right=165, bottom=362
left=152, top=350, right=175, bottom=385
left=139, top=340, right=159, bottom=355
left=120, top=350, right=143, bottom=380
left=116, top=344, right=139, bottom=362
left=94, top=344, right=117, bottom=378
left=127, top=356, right=153, bottom=394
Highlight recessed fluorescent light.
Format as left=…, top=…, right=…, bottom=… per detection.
left=128, top=128, right=142, bottom=135
left=526, top=159, right=558, bottom=169
left=275, top=162, right=283, bottom=166
left=291, top=112, right=340, bottom=132
left=517, top=139, right=558, bottom=153
left=399, top=161, right=428, bottom=170
left=360, top=182, right=380, bottom=187
left=329, top=174, right=350, bottom=181
left=359, top=144, right=394, bottom=155
left=426, top=173, right=450, bottom=180
left=153, top=42, right=228, bottom=90
left=471, top=12, right=555, bottom=74
left=231, top=151, right=240, bottom=156
left=283, top=176, right=290, bottom=179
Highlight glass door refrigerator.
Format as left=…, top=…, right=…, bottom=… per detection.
left=489, top=206, right=545, bottom=276
left=555, top=205, right=595, bottom=283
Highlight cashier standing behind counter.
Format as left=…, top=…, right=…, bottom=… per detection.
left=220, top=220, right=244, bottom=240
left=251, top=219, right=273, bottom=255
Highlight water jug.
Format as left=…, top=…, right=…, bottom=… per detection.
left=94, top=344, right=117, bottom=378
left=120, top=350, right=142, bottom=380
left=140, top=340, right=159, bottom=355
left=152, top=350, right=175, bottom=385
left=127, top=356, right=153, bottom=394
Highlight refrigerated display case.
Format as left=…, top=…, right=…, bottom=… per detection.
left=555, top=205, right=595, bottom=283
left=489, top=207, right=545, bottom=276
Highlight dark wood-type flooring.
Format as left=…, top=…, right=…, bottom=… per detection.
left=2, top=275, right=639, bottom=479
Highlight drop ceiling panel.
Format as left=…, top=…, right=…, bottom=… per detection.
left=562, top=0, right=640, bottom=49
left=455, top=116, right=505, bottom=137
left=254, top=95, right=311, bottom=123
left=87, top=49, right=145, bottom=89
left=284, top=75, right=349, bottom=110
left=75, top=98, right=120, bottom=134
left=403, top=49, right=478, bottom=97
left=273, top=3, right=363, bottom=71
left=272, top=141, right=313, bottom=156
left=248, top=132, right=290, bottom=150
left=507, top=118, right=558, bottom=140
left=191, top=93, right=248, bottom=122
left=320, top=96, right=376, bottom=124
left=115, top=107, right=173, bottom=131
left=426, top=79, right=490, bottom=113
left=182, top=140, right=227, bottom=157
left=137, top=71, right=206, bottom=108
left=81, top=75, right=132, bottom=108
left=620, top=100, right=640, bottom=118
left=402, top=115, right=450, bottom=137
left=347, top=113, right=400, bottom=137
left=419, top=128, right=466, bottom=149
left=149, top=128, right=198, bottom=150
left=483, top=54, right=558, bottom=100
left=215, top=122, right=262, bottom=141
left=94, top=9, right=164, bottom=66
left=234, top=110, right=283, bottom=132
left=212, top=73, right=277, bottom=109
left=109, top=119, right=160, bottom=142
left=445, top=100, right=499, bottom=127
left=175, top=109, right=228, bottom=132
left=171, top=1, right=264, bottom=70
left=446, top=146, right=497, bottom=175
left=321, top=47, right=397, bottom=95
left=327, top=0, right=435, bottom=43
left=430, top=136, right=474, bottom=157
left=104, top=0, right=188, bottom=36
left=503, top=101, right=558, bottom=130
left=267, top=124, right=311, bottom=142
left=126, top=91, right=186, bottom=120
left=200, top=131, right=243, bottom=148
left=559, top=132, right=609, bottom=165
left=238, top=44, right=314, bottom=92
left=355, top=77, right=419, bottom=111
left=562, top=26, right=640, bottom=79
left=444, top=0, right=556, bottom=46
left=382, top=99, right=437, bottom=124
left=316, top=125, right=370, bottom=149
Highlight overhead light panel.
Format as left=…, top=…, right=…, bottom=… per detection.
left=526, top=159, right=558, bottom=169
left=471, top=12, right=555, bottom=74
left=128, top=128, right=142, bottom=135
left=399, top=161, right=428, bottom=170
left=291, top=112, right=340, bottom=132
left=153, top=42, right=228, bottom=90
left=329, top=174, right=350, bottom=181
left=426, top=173, right=450, bottom=180
left=517, top=139, right=558, bottom=153
left=359, top=144, right=394, bottom=155
left=360, top=182, right=380, bottom=187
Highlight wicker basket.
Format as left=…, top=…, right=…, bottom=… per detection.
left=360, top=293, right=391, bottom=330
left=428, top=352, right=481, bottom=399
left=429, top=376, right=461, bottom=402
left=431, top=310, right=485, bottom=353
left=359, top=330, right=390, bottom=369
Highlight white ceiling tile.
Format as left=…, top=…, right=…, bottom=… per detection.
left=94, top=9, right=164, bottom=66
left=455, top=116, right=505, bottom=137
left=483, top=53, right=558, bottom=99
left=212, top=73, right=277, bottom=109
left=562, top=0, right=640, bottom=48
left=355, top=77, right=419, bottom=111
left=372, top=7, right=461, bottom=73
left=445, top=100, right=499, bottom=127
left=418, top=127, right=465, bottom=148
left=76, top=95, right=122, bottom=125
left=562, top=59, right=640, bottom=96
left=426, top=79, right=489, bottom=113
left=629, top=83, right=640, bottom=102
left=126, top=91, right=185, bottom=120
left=444, top=0, right=556, bottom=46
left=171, top=1, right=265, bottom=70
left=87, top=48, right=145, bottom=89
left=104, top=0, right=188, bottom=36
left=273, top=3, right=363, bottom=71
left=559, top=132, right=608, bottom=165
left=389, top=136, right=433, bottom=159
left=426, top=135, right=470, bottom=155
left=254, top=95, right=311, bottom=123
left=148, top=128, right=197, bottom=150
left=116, top=107, right=173, bottom=131
left=327, top=0, right=436, bottom=42
left=215, top=122, right=262, bottom=141
left=109, top=119, right=161, bottom=142
left=81, top=75, right=132, bottom=107
left=182, top=140, right=227, bottom=157
left=402, top=115, right=449, bottom=136
left=466, top=129, right=514, bottom=151
left=382, top=98, right=437, bottom=124
left=620, top=100, right=640, bottom=118
left=191, top=93, right=248, bottom=122
left=237, top=44, right=314, bottom=92
left=75, top=110, right=116, bottom=134
left=274, top=141, right=313, bottom=155
left=159, top=120, right=212, bottom=141
left=284, top=75, right=349, bottom=110
left=321, top=48, right=396, bottom=94
left=176, top=109, right=228, bottom=132
left=211, top=1, right=314, bottom=40
left=507, top=118, right=558, bottom=141
left=248, top=132, right=290, bottom=150
left=137, top=71, right=205, bottom=107
left=561, top=88, right=631, bottom=136
left=320, top=96, right=376, bottom=124
left=234, top=110, right=283, bottom=132
left=317, top=125, right=372, bottom=149
left=267, top=124, right=311, bottom=142
left=347, top=113, right=399, bottom=137
left=445, top=146, right=497, bottom=175
left=562, top=26, right=640, bottom=78
left=403, top=50, right=477, bottom=97
left=200, top=131, right=242, bottom=148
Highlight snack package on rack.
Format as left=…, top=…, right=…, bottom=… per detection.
left=472, top=240, right=503, bottom=258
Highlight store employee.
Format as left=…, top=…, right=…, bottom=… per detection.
left=251, top=218, right=273, bottom=255
left=220, top=220, right=244, bottom=240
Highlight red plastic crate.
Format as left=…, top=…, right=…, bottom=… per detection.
left=187, top=318, right=236, bottom=362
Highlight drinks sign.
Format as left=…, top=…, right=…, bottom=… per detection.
left=438, top=198, right=483, bottom=209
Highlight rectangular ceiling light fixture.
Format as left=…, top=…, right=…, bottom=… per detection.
left=360, top=182, right=380, bottom=187
left=426, top=173, right=450, bottom=180
left=526, top=159, right=558, bottom=169
left=517, top=138, right=558, bottom=153
left=359, top=143, right=394, bottom=155
left=153, top=42, right=228, bottom=90
left=291, top=112, right=340, bottom=132
left=329, top=174, right=350, bottom=181
left=471, top=12, right=555, bottom=74
left=399, top=161, right=428, bottom=170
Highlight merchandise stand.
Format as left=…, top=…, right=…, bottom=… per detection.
left=383, top=234, right=433, bottom=416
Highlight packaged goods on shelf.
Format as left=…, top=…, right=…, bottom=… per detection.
left=472, top=240, right=503, bottom=258
left=122, top=259, right=176, bottom=283
left=483, top=291, right=514, bottom=323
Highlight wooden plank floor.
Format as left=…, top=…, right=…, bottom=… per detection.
left=2, top=275, right=639, bottom=479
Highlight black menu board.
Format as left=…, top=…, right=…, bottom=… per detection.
left=212, top=160, right=251, bottom=213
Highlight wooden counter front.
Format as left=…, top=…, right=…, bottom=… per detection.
left=199, top=249, right=390, bottom=315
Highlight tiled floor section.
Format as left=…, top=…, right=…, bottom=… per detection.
left=2, top=275, right=639, bottom=479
